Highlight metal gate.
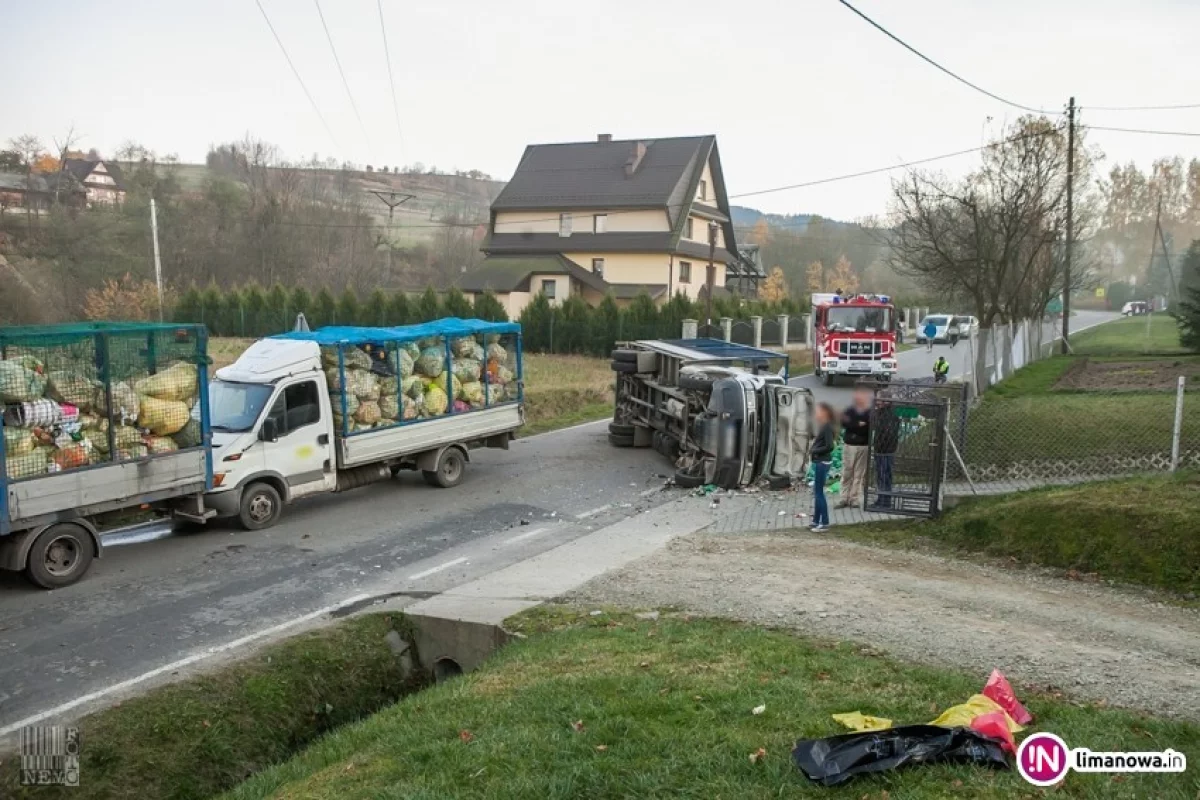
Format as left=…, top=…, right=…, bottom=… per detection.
left=865, top=384, right=949, bottom=517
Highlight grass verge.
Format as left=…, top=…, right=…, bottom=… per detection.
left=224, top=607, right=1200, bottom=799
left=841, top=473, right=1200, bottom=596
left=0, top=613, right=420, bottom=800
left=520, top=353, right=613, bottom=436
left=1072, top=314, right=1187, bottom=355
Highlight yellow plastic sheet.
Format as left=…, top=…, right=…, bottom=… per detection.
left=831, top=712, right=893, bottom=732
left=928, top=694, right=1024, bottom=733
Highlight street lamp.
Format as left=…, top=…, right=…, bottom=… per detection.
left=706, top=220, right=719, bottom=326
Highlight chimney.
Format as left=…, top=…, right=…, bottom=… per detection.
left=597, top=133, right=612, bottom=143
left=624, top=141, right=647, bottom=178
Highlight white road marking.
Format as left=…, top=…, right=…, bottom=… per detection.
left=0, top=593, right=372, bottom=738
left=407, top=557, right=468, bottom=581
left=575, top=504, right=611, bottom=519
left=504, top=526, right=548, bottom=545
left=525, top=417, right=609, bottom=437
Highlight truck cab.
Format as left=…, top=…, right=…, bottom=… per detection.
left=812, top=293, right=898, bottom=386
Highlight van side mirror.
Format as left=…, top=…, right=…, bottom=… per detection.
left=259, top=418, right=279, bottom=443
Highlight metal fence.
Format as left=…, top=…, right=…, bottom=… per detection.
left=761, top=317, right=782, bottom=346
left=945, top=318, right=1197, bottom=495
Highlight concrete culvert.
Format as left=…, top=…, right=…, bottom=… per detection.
left=433, top=657, right=463, bottom=682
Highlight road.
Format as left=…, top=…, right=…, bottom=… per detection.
left=0, top=310, right=1120, bottom=732
left=0, top=420, right=680, bottom=732
left=791, top=309, right=1120, bottom=405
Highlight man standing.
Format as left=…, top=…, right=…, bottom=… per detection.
left=837, top=387, right=872, bottom=508
left=947, top=317, right=960, bottom=348
left=870, top=399, right=900, bottom=510
left=923, top=318, right=937, bottom=352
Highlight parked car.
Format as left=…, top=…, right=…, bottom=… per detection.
left=1121, top=301, right=1149, bottom=316
left=915, top=314, right=952, bottom=344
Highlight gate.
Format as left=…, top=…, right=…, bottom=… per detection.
left=864, top=383, right=949, bottom=517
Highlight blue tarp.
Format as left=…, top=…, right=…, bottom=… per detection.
left=273, top=317, right=521, bottom=346
left=661, top=338, right=786, bottom=361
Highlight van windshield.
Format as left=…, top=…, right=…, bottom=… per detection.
left=826, top=306, right=891, bottom=333
left=210, top=380, right=273, bottom=432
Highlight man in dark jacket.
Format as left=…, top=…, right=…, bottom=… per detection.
left=870, top=400, right=901, bottom=509
left=837, top=387, right=873, bottom=508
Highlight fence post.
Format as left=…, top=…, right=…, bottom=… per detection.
left=803, top=313, right=813, bottom=345
left=1171, top=375, right=1185, bottom=472
left=778, top=314, right=789, bottom=346
left=720, top=317, right=732, bottom=342
left=682, top=318, right=698, bottom=339
left=751, top=315, right=762, bottom=348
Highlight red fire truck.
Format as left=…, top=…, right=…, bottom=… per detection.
left=811, top=293, right=899, bottom=386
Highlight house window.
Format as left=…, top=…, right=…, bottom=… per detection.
left=559, top=213, right=572, bottom=237
left=698, top=180, right=707, bottom=201
left=593, top=214, right=607, bottom=234
left=679, top=261, right=692, bottom=284
left=685, top=218, right=695, bottom=239
left=542, top=279, right=557, bottom=299
left=592, top=258, right=605, bottom=277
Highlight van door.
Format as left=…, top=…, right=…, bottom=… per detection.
left=767, top=385, right=814, bottom=479
left=261, top=379, right=335, bottom=499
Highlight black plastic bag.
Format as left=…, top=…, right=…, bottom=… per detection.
left=792, top=724, right=1009, bottom=786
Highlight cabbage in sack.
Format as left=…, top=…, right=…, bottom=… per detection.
left=6, top=448, right=50, bottom=480
left=402, top=375, right=424, bottom=399
left=47, top=371, right=98, bottom=409
left=453, top=358, right=482, bottom=382
left=460, top=381, right=485, bottom=405
left=415, top=347, right=445, bottom=378
left=135, top=362, right=197, bottom=402
left=94, top=381, right=140, bottom=423
left=423, top=386, right=449, bottom=415
left=0, top=360, right=47, bottom=403
left=138, top=396, right=191, bottom=436
left=486, top=342, right=508, bottom=362
left=434, top=372, right=462, bottom=400
left=379, top=395, right=400, bottom=420
left=3, top=427, right=35, bottom=457
left=355, top=401, right=382, bottom=426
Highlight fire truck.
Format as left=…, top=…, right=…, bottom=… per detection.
left=811, top=293, right=899, bottom=386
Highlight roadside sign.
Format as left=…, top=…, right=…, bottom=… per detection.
left=1095, top=287, right=1106, bottom=298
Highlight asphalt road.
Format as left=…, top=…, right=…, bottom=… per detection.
left=0, top=419, right=679, bottom=731
left=792, top=309, right=1120, bottom=406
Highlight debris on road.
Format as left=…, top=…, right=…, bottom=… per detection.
left=831, top=711, right=892, bottom=732
left=751, top=704, right=766, bottom=716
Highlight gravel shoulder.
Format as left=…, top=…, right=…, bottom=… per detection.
left=572, top=530, right=1200, bottom=721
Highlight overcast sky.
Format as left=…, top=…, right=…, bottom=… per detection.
left=3, top=0, right=1198, bottom=220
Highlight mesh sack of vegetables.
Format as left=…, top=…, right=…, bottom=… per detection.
left=47, top=371, right=99, bottom=410
left=402, top=375, right=424, bottom=399
left=379, top=395, right=400, bottom=420
left=138, top=396, right=191, bottom=436
left=354, top=401, right=382, bottom=426
left=486, top=342, right=508, bottom=363
left=94, top=381, right=140, bottom=423
left=52, top=443, right=91, bottom=471
left=173, top=418, right=202, bottom=449
left=350, top=370, right=380, bottom=401
left=484, top=384, right=505, bottom=406
left=415, top=347, right=445, bottom=378
left=3, top=427, right=36, bottom=457
left=113, top=425, right=143, bottom=450
left=118, top=443, right=149, bottom=461
left=6, top=448, right=50, bottom=480
left=146, top=436, right=179, bottom=455
left=397, top=349, right=414, bottom=378
left=434, top=372, right=462, bottom=400
left=487, top=361, right=514, bottom=385
left=423, top=386, right=449, bottom=416
left=0, top=360, right=47, bottom=403
left=451, top=337, right=479, bottom=358
left=135, top=362, right=198, bottom=403
left=84, top=429, right=110, bottom=455
left=453, top=358, right=482, bottom=382
left=460, top=381, right=485, bottom=405
left=402, top=399, right=420, bottom=420
left=402, top=341, right=421, bottom=360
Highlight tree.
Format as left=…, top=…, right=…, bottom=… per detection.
left=312, top=288, right=337, bottom=328
left=363, top=289, right=388, bottom=327
left=442, top=287, right=473, bottom=318
left=0, top=150, right=22, bottom=170
left=336, top=289, right=360, bottom=326
left=266, top=284, right=289, bottom=331
left=32, top=154, right=59, bottom=174
left=758, top=266, right=788, bottom=302
left=289, top=287, right=312, bottom=328
left=200, top=284, right=224, bottom=331
left=174, top=286, right=203, bottom=324
left=83, top=274, right=164, bottom=321
left=1175, top=240, right=1200, bottom=351
left=243, top=284, right=267, bottom=336
left=748, top=218, right=770, bottom=245
left=827, top=256, right=860, bottom=296
left=518, top=292, right=553, bottom=352
left=473, top=291, right=508, bottom=322
left=386, top=291, right=411, bottom=325
left=415, top=287, right=441, bottom=322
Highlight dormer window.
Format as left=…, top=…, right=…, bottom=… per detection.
left=698, top=179, right=707, bottom=201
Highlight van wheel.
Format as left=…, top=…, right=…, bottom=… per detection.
left=424, top=448, right=465, bottom=488
left=239, top=482, right=283, bottom=530
left=822, top=371, right=834, bottom=387
left=25, top=523, right=95, bottom=589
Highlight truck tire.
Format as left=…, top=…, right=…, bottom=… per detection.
left=238, top=482, right=283, bottom=531
left=608, top=432, right=635, bottom=447
left=610, top=349, right=638, bottom=363
left=677, top=371, right=716, bottom=392
left=423, top=447, right=466, bottom=488
left=609, top=422, right=635, bottom=437
left=673, top=469, right=705, bottom=489
left=610, top=360, right=638, bottom=374
left=822, top=370, right=834, bottom=387
left=25, top=523, right=95, bottom=589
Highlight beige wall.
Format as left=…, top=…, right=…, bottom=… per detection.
left=564, top=252, right=726, bottom=302
left=681, top=215, right=725, bottom=248
left=494, top=208, right=669, bottom=235
left=695, top=159, right=715, bottom=204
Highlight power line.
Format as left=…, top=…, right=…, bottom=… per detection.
left=253, top=0, right=340, bottom=152
left=1084, top=102, right=1200, bottom=112
left=1084, top=124, right=1200, bottom=138
left=313, top=0, right=373, bottom=156
left=377, top=0, right=406, bottom=160
left=835, top=0, right=1056, bottom=115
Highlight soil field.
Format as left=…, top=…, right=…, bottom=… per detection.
left=1054, top=356, right=1200, bottom=392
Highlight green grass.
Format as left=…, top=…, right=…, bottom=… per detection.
left=842, top=473, right=1200, bottom=595
left=0, top=614, right=421, bottom=800
left=223, top=607, right=1200, bottom=799
left=1072, top=314, right=1187, bottom=355
left=520, top=353, right=613, bottom=436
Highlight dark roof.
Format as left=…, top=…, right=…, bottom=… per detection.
left=459, top=254, right=607, bottom=294
left=492, top=136, right=713, bottom=211
left=690, top=202, right=729, bottom=222
left=610, top=284, right=667, bottom=300
left=0, top=172, right=83, bottom=195
left=62, top=158, right=126, bottom=190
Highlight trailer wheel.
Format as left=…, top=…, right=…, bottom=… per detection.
left=25, top=523, right=94, bottom=589
left=673, top=469, right=705, bottom=489
left=239, top=482, right=283, bottom=530
left=423, top=448, right=465, bottom=488
left=610, top=360, right=638, bottom=374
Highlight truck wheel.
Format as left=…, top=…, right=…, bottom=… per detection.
left=673, top=469, right=705, bottom=489
left=610, top=349, right=638, bottom=363
left=822, top=371, right=834, bottom=387
left=610, top=360, right=638, bottom=374
left=677, top=371, right=715, bottom=392
left=608, top=432, right=635, bottom=447
left=25, top=524, right=94, bottom=589
left=609, top=422, right=635, bottom=437
left=423, top=448, right=465, bottom=488
left=239, top=482, right=283, bottom=530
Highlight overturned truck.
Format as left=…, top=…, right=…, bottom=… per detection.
left=608, top=339, right=814, bottom=489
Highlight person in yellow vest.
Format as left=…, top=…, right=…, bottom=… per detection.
left=933, top=356, right=950, bottom=383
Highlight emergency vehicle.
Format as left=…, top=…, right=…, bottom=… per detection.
left=811, top=292, right=899, bottom=386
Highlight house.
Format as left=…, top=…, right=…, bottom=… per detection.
left=0, top=172, right=85, bottom=211
left=61, top=158, right=126, bottom=206
left=461, top=134, right=745, bottom=318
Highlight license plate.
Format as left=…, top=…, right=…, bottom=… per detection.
left=849, top=363, right=870, bottom=372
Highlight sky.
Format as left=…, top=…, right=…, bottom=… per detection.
left=3, top=0, right=1199, bottom=221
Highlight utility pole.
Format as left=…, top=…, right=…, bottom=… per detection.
left=150, top=198, right=164, bottom=321
left=706, top=221, right=719, bottom=327
left=1061, top=96, right=1075, bottom=355
left=368, top=190, right=415, bottom=278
